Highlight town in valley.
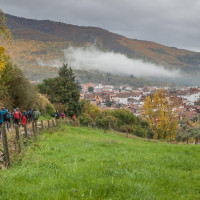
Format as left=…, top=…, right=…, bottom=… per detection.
left=80, top=83, right=200, bottom=120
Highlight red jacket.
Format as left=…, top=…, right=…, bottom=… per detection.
left=22, top=115, right=27, bottom=125
left=61, top=112, right=65, bottom=119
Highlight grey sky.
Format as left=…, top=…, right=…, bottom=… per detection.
left=1, top=0, right=200, bottom=51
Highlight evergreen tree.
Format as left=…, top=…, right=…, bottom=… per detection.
left=88, top=86, right=94, bottom=93
left=38, top=64, right=80, bottom=117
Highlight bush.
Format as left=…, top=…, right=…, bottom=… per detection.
left=119, top=125, right=135, bottom=133
left=79, top=114, right=93, bottom=126
left=135, top=126, right=147, bottom=138
left=35, top=94, right=55, bottom=116
left=79, top=101, right=150, bottom=138
left=0, top=61, right=38, bottom=109
left=110, top=109, right=137, bottom=126
left=95, top=117, right=109, bottom=130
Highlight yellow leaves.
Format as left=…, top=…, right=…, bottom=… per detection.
left=0, top=46, right=9, bottom=73
left=143, top=90, right=177, bottom=140
left=0, top=9, right=12, bottom=75
left=0, top=9, right=11, bottom=42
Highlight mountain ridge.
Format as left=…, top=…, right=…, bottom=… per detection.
left=3, top=13, right=200, bottom=81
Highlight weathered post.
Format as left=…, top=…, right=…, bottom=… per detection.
left=15, top=125, right=21, bottom=153
left=24, top=124, right=28, bottom=138
left=35, top=121, right=38, bottom=132
left=56, top=119, right=58, bottom=126
left=48, top=120, right=50, bottom=128
left=126, top=132, right=128, bottom=138
left=41, top=120, right=44, bottom=129
left=1, top=125, right=10, bottom=167
left=32, top=121, right=35, bottom=136
left=52, top=120, right=55, bottom=127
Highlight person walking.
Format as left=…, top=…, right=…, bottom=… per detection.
left=28, top=108, right=33, bottom=123
left=22, top=110, right=27, bottom=126
left=55, top=111, right=60, bottom=120
left=33, top=109, right=41, bottom=122
left=13, top=108, right=22, bottom=126
left=0, top=107, right=7, bottom=139
left=4, top=110, right=11, bottom=131
left=60, top=111, right=65, bottom=119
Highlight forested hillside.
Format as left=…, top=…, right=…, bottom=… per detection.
left=4, top=14, right=200, bottom=82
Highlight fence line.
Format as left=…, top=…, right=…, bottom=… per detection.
left=0, top=119, right=59, bottom=168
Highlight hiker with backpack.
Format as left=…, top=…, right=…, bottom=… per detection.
left=13, top=108, right=22, bottom=126
left=0, top=107, right=7, bottom=139
left=55, top=111, right=60, bottom=120
left=28, top=108, right=33, bottom=123
left=22, top=110, right=27, bottom=126
left=4, top=110, right=12, bottom=131
left=33, top=109, right=41, bottom=122
left=60, top=111, right=65, bottom=119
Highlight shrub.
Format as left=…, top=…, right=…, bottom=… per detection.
left=119, top=125, right=135, bottom=133
left=134, top=126, right=147, bottom=138
left=79, top=114, right=93, bottom=126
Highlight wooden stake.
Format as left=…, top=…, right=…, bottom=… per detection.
left=24, top=124, right=28, bottom=138
left=41, top=120, right=44, bottom=129
left=15, top=125, right=21, bottom=153
left=1, top=125, right=10, bottom=167
left=32, top=121, right=35, bottom=136
left=35, top=121, right=37, bottom=132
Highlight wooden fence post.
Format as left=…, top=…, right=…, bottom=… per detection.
left=35, top=121, right=38, bottom=132
left=48, top=120, right=50, bottom=128
left=32, top=121, right=35, bottom=136
left=1, top=125, right=10, bottom=167
left=15, top=125, right=21, bottom=153
left=24, top=124, right=28, bottom=138
left=41, top=120, right=43, bottom=129
left=52, top=120, right=55, bottom=127
left=56, top=119, right=58, bottom=126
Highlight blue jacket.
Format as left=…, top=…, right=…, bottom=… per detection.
left=0, top=108, right=7, bottom=123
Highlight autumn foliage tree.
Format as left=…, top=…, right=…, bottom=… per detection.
left=0, top=9, right=11, bottom=73
left=143, top=90, right=177, bottom=140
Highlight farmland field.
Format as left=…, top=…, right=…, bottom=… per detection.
left=0, top=125, right=199, bottom=200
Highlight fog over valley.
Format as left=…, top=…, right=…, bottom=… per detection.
left=37, top=45, right=182, bottom=80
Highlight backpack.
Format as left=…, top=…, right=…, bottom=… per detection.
left=3, top=114, right=7, bottom=121
left=5, top=113, right=10, bottom=120
left=14, top=111, right=20, bottom=119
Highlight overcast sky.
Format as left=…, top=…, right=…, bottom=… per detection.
left=1, top=0, right=200, bottom=51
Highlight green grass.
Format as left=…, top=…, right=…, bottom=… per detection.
left=0, top=125, right=200, bottom=200
left=38, top=114, right=53, bottom=121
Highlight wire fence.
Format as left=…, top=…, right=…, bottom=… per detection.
left=0, top=119, right=59, bottom=168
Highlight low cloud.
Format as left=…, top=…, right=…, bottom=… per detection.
left=63, top=46, right=181, bottom=78
left=37, top=45, right=181, bottom=79
left=36, top=57, right=63, bottom=68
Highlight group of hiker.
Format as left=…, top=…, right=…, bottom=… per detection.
left=0, top=106, right=77, bottom=139
left=54, top=111, right=76, bottom=121
left=54, top=111, right=66, bottom=120
left=0, top=107, right=41, bottom=138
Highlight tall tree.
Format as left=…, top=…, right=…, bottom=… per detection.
left=143, top=90, right=177, bottom=140
left=38, top=64, right=81, bottom=116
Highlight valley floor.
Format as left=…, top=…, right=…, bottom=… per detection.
left=0, top=126, right=199, bottom=200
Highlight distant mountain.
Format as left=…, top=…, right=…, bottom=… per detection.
left=4, top=14, right=200, bottom=82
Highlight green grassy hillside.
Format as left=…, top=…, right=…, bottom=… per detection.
left=0, top=126, right=200, bottom=199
